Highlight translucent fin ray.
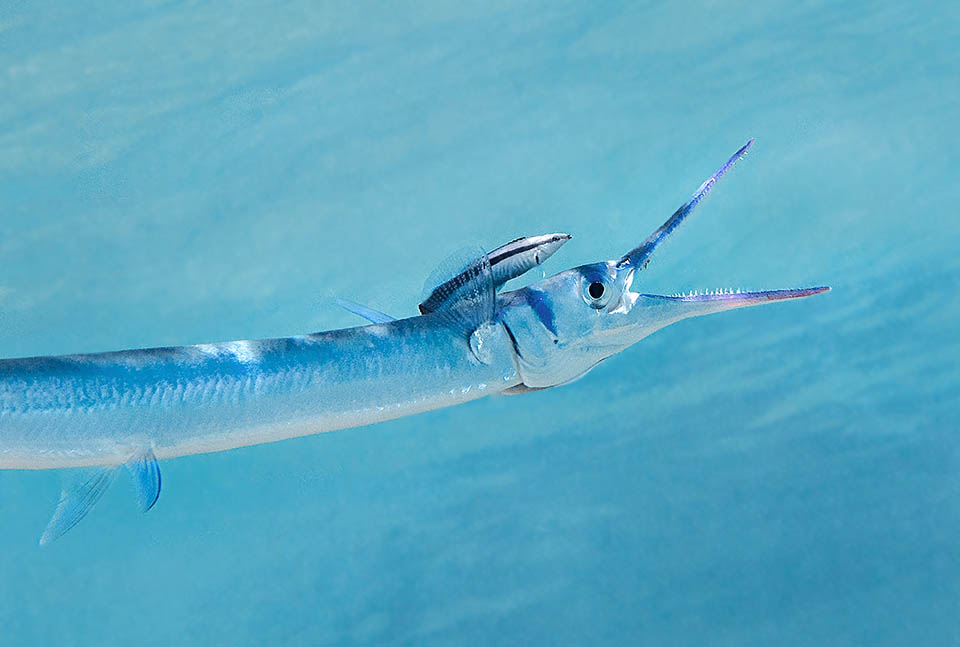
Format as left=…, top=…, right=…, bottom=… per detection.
left=418, top=245, right=496, bottom=334
left=335, top=298, right=397, bottom=324
left=125, top=448, right=161, bottom=512
left=39, top=466, right=120, bottom=546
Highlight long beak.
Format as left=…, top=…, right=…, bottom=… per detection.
left=606, top=139, right=828, bottom=336
left=617, top=139, right=754, bottom=272
left=636, top=286, right=830, bottom=322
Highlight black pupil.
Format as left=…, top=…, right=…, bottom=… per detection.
left=588, top=281, right=605, bottom=299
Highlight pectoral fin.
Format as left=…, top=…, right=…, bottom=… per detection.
left=501, top=384, right=550, bottom=395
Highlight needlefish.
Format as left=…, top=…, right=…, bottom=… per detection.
left=0, top=139, right=828, bottom=545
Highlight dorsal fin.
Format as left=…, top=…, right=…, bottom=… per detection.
left=335, top=298, right=397, bottom=324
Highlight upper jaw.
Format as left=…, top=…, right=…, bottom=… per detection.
left=617, top=139, right=755, bottom=272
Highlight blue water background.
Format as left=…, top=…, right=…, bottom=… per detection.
left=1, top=2, right=958, bottom=644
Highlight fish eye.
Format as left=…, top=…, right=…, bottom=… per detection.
left=582, top=276, right=613, bottom=308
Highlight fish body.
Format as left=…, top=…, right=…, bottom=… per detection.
left=0, top=314, right=519, bottom=470
left=0, top=139, right=829, bottom=544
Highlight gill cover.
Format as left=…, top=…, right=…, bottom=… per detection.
left=499, top=261, right=628, bottom=388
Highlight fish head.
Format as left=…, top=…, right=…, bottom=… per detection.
left=496, top=140, right=828, bottom=389
left=498, top=260, right=827, bottom=388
